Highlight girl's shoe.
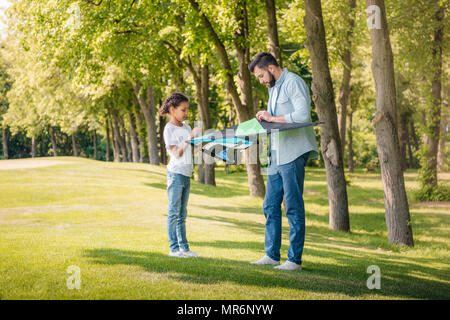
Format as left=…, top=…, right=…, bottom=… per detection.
left=250, top=255, right=280, bottom=265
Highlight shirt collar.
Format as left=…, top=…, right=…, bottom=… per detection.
left=274, top=68, right=288, bottom=88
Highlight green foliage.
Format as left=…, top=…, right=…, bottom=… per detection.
left=415, top=182, right=450, bottom=202
left=225, top=163, right=246, bottom=174
left=0, top=0, right=447, bottom=182
left=416, top=144, right=450, bottom=201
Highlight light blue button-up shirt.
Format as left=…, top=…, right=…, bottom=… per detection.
left=267, top=68, right=319, bottom=175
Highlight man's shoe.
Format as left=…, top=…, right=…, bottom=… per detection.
left=169, top=250, right=187, bottom=258
left=250, top=255, right=280, bottom=266
left=274, top=261, right=302, bottom=270
left=180, top=250, right=199, bottom=258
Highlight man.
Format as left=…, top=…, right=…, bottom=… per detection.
left=249, top=52, right=319, bottom=271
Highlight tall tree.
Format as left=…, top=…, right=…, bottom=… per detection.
left=1, top=127, right=8, bottom=159
left=264, top=0, right=282, bottom=67
left=188, top=0, right=265, bottom=197
left=303, top=0, right=350, bottom=232
left=160, top=20, right=216, bottom=185
left=127, top=110, right=140, bottom=163
left=424, top=3, right=444, bottom=186
left=366, top=0, right=413, bottom=246
left=337, top=0, right=357, bottom=159
left=389, top=0, right=449, bottom=197
left=0, top=50, right=11, bottom=160
left=133, top=84, right=161, bottom=165
left=71, top=132, right=78, bottom=157
left=396, top=73, right=414, bottom=172
left=437, top=86, right=448, bottom=171
left=49, top=126, right=58, bottom=157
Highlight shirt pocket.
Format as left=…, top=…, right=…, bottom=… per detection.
left=276, top=95, right=291, bottom=115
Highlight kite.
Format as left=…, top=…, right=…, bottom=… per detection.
left=189, top=118, right=323, bottom=163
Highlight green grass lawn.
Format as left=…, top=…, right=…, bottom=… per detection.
left=0, top=156, right=449, bottom=299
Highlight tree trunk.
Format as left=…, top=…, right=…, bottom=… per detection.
left=133, top=83, right=160, bottom=165
left=72, top=132, right=78, bottom=157
left=200, top=65, right=216, bottom=186
left=398, top=113, right=409, bottom=171
left=49, top=126, right=58, bottom=157
left=366, top=0, right=413, bottom=246
left=2, top=127, right=8, bottom=159
left=93, top=130, right=98, bottom=160
left=111, top=109, right=128, bottom=162
left=189, top=0, right=264, bottom=197
left=337, top=0, right=356, bottom=161
left=119, top=116, right=132, bottom=162
left=347, top=109, right=354, bottom=173
left=105, top=117, right=111, bottom=161
left=109, top=114, right=120, bottom=162
left=127, top=111, right=139, bottom=163
left=304, top=0, right=350, bottom=232
left=162, top=39, right=215, bottom=184
left=31, top=136, right=37, bottom=158
left=410, top=120, right=420, bottom=153
left=423, top=4, right=443, bottom=186
left=437, top=114, right=447, bottom=171
left=133, top=95, right=147, bottom=163
left=407, top=133, right=414, bottom=169
left=188, top=0, right=248, bottom=122
left=264, top=0, right=282, bottom=67
left=235, top=0, right=265, bottom=197
left=396, top=73, right=411, bottom=172
left=135, top=114, right=146, bottom=163
left=146, top=86, right=161, bottom=165
left=191, top=63, right=215, bottom=185
left=159, top=114, right=167, bottom=165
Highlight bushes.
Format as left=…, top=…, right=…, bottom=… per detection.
left=415, top=183, right=450, bottom=202
left=414, top=146, right=450, bottom=202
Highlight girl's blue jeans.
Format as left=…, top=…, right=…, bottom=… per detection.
left=263, top=152, right=309, bottom=265
left=166, top=171, right=190, bottom=252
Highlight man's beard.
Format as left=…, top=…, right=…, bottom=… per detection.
left=268, top=71, right=276, bottom=88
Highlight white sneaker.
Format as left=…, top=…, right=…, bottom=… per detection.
left=169, top=250, right=187, bottom=258
left=250, top=255, right=280, bottom=266
left=180, top=250, right=199, bottom=258
left=274, top=261, right=302, bottom=271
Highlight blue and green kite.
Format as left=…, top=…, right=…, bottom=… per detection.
left=189, top=118, right=323, bottom=163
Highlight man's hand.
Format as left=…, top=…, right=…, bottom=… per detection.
left=256, top=111, right=287, bottom=123
left=256, top=111, right=273, bottom=122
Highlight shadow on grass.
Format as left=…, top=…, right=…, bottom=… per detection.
left=189, top=203, right=448, bottom=253
left=144, top=179, right=250, bottom=198
left=195, top=204, right=262, bottom=215
left=83, top=247, right=450, bottom=299
left=115, top=168, right=167, bottom=177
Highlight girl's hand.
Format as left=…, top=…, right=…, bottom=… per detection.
left=189, top=127, right=199, bottom=139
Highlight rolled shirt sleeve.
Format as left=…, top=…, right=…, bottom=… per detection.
left=283, top=77, right=312, bottom=124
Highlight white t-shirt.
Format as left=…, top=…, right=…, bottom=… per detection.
left=270, top=86, right=278, bottom=115
left=163, top=122, right=193, bottom=177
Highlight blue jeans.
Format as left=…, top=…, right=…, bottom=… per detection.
left=167, top=171, right=191, bottom=252
left=263, top=152, right=309, bottom=265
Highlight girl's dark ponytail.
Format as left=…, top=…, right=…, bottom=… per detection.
left=159, top=92, right=189, bottom=116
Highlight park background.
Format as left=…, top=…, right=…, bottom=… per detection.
left=0, top=0, right=449, bottom=299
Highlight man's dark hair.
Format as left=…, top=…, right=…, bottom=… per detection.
left=248, top=52, right=279, bottom=73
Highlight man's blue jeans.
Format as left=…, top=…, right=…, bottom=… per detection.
left=263, top=152, right=309, bottom=265
left=167, top=171, right=190, bottom=252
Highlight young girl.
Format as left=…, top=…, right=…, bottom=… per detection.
left=159, top=92, right=199, bottom=258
